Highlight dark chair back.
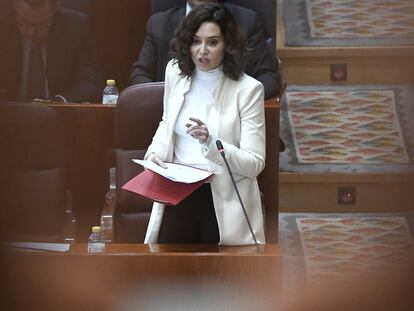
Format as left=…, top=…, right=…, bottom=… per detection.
left=114, top=82, right=164, bottom=242
left=0, top=102, right=66, bottom=242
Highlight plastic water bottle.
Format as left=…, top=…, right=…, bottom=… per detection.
left=63, top=208, right=77, bottom=243
left=87, top=226, right=105, bottom=253
left=100, top=167, right=116, bottom=242
left=102, top=79, right=119, bottom=104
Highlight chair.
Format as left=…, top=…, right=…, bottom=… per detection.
left=0, top=102, right=75, bottom=242
left=103, top=82, right=279, bottom=243
left=106, top=83, right=164, bottom=243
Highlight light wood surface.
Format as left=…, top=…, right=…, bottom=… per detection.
left=261, top=98, right=280, bottom=243
left=1, top=243, right=283, bottom=310
left=280, top=55, right=414, bottom=85
left=279, top=172, right=414, bottom=212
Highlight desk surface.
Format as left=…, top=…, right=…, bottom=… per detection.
left=46, top=99, right=279, bottom=108
left=46, top=102, right=116, bottom=109
left=2, top=243, right=283, bottom=310
left=69, top=243, right=282, bottom=256
left=1, top=242, right=282, bottom=256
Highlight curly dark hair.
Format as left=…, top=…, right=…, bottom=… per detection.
left=170, top=3, right=247, bottom=80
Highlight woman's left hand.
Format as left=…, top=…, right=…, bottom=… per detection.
left=186, top=117, right=209, bottom=144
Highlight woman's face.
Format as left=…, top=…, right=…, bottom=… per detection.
left=190, top=21, right=225, bottom=72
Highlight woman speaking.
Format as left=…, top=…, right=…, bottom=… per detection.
left=144, top=3, right=266, bottom=245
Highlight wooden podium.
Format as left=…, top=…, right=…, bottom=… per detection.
left=1, top=243, right=283, bottom=311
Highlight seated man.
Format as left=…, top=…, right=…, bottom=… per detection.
left=0, top=0, right=102, bottom=103
left=129, top=0, right=280, bottom=99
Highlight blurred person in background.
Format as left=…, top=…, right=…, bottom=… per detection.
left=0, top=0, right=102, bottom=103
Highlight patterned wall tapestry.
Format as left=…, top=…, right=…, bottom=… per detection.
left=286, top=89, right=409, bottom=164
left=296, top=215, right=414, bottom=283
left=283, top=0, right=414, bottom=46
left=307, top=0, right=414, bottom=39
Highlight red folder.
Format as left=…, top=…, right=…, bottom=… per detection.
left=122, top=169, right=212, bottom=206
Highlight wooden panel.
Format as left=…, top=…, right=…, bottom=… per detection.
left=279, top=172, right=414, bottom=212
left=282, top=56, right=414, bottom=85
left=90, top=0, right=151, bottom=91
left=1, top=244, right=283, bottom=310
left=260, top=99, right=280, bottom=243
left=47, top=103, right=116, bottom=241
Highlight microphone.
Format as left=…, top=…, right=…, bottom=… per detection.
left=215, top=140, right=260, bottom=251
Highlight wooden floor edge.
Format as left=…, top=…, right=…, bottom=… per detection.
left=277, top=46, right=414, bottom=59
left=279, top=172, right=414, bottom=183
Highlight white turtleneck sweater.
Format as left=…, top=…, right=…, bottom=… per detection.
left=173, top=66, right=223, bottom=169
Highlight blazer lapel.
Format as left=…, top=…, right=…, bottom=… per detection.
left=162, top=75, right=191, bottom=161
left=168, top=76, right=191, bottom=130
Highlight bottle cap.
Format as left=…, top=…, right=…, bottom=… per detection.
left=92, top=226, right=102, bottom=233
left=106, top=79, right=116, bottom=86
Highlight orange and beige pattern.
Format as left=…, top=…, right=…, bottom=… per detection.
left=307, top=0, right=414, bottom=39
left=296, top=216, right=414, bottom=283
left=286, top=89, right=409, bottom=164
left=283, top=0, right=414, bottom=46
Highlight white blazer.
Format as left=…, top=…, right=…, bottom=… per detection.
left=144, top=60, right=266, bottom=245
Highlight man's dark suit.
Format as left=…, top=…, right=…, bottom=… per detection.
left=0, top=7, right=102, bottom=103
left=128, top=3, right=280, bottom=99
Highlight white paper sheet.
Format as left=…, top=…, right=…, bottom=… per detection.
left=133, top=159, right=213, bottom=183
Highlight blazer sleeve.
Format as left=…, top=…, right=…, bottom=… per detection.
left=128, top=15, right=159, bottom=85
left=202, top=79, right=266, bottom=179
left=50, top=10, right=103, bottom=103
left=59, top=33, right=102, bottom=103
left=243, top=14, right=280, bottom=99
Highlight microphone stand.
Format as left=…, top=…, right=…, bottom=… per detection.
left=216, top=140, right=261, bottom=252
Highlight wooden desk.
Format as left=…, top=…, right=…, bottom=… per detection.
left=260, top=99, right=280, bottom=243
left=1, top=243, right=283, bottom=310
left=46, top=103, right=116, bottom=241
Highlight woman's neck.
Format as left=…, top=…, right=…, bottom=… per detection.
left=194, top=66, right=223, bottom=83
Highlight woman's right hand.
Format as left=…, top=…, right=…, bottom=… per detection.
left=147, top=153, right=167, bottom=169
